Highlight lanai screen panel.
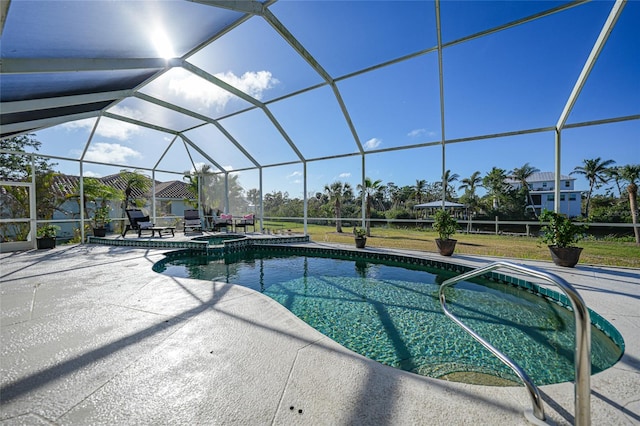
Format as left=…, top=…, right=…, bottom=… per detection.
left=272, top=1, right=437, bottom=77
left=269, top=86, right=358, bottom=159
left=188, top=16, right=323, bottom=103
left=1, top=0, right=637, bottom=197
left=566, top=1, right=640, bottom=123
left=338, top=53, right=442, bottom=151
left=182, top=124, right=258, bottom=172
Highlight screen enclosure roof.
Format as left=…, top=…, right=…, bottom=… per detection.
left=1, top=0, right=638, bottom=177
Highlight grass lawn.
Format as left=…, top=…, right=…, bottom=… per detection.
left=265, top=222, right=640, bottom=268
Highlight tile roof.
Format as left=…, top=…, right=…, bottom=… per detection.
left=50, top=174, right=194, bottom=200
left=155, top=181, right=196, bottom=199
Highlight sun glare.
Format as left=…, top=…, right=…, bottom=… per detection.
left=151, top=29, right=175, bottom=59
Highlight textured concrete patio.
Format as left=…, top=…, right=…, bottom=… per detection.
left=1, top=241, right=638, bottom=425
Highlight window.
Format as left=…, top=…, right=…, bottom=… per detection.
left=565, top=181, right=571, bottom=188
left=560, top=194, right=565, bottom=201
left=547, top=194, right=554, bottom=201
left=569, top=194, right=577, bottom=201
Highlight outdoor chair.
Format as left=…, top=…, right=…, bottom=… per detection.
left=234, top=214, right=255, bottom=233
left=123, top=209, right=154, bottom=237
left=212, top=213, right=233, bottom=232
left=183, top=209, right=202, bottom=233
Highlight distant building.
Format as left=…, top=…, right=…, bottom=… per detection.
left=50, top=174, right=195, bottom=238
left=505, top=172, right=582, bottom=218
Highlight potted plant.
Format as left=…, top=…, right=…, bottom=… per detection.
left=92, top=205, right=111, bottom=237
left=539, top=209, right=587, bottom=267
left=432, top=209, right=458, bottom=256
left=36, top=224, right=60, bottom=249
left=353, top=226, right=367, bottom=249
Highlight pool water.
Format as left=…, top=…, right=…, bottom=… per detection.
left=192, top=234, right=246, bottom=245
left=153, top=249, right=623, bottom=386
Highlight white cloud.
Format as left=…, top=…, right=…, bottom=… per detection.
left=61, top=109, right=142, bottom=141
left=168, top=70, right=279, bottom=112
left=363, top=138, right=382, bottom=150
left=82, top=170, right=102, bottom=178
left=84, top=142, right=142, bottom=163
left=288, top=171, right=303, bottom=179
left=408, top=128, right=426, bottom=137
left=61, top=118, right=96, bottom=132
left=338, top=172, right=351, bottom=178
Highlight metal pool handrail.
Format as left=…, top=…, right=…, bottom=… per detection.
left=439, top=261, right=591, bottom=425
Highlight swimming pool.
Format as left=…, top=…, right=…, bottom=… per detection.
left=153, top=247, right=623, bottom=386
left=191, top=234, right=247, bottom=245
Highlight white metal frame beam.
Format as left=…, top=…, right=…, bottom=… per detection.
left=0, top=58, right=181, bottom=74
left=1, top=90, right=133, bottom=114
left=554, top=0, right=627, bottom=212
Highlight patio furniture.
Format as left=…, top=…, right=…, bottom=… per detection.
left=212, top=213, right=233, bottom=232
left=234, top=214, right=255, bottom=233
left=148, top=226, right=175, bottom=238
left=184, top=209, right=202, bottom=233
left=123, top=209, right=155, bottom=237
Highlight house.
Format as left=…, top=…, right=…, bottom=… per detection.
left=505, top=172, right=582, bottom=218
left=49, top=174, right=195, bottom=238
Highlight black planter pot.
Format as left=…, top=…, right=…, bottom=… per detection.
left=355, top=237, right=367, bottom=249
left=548, top=246, right=583, bottom=267
left=36, top=237, right=56, bottom=249
left=435, top=238, right=457, bottom=256
left=93, top=227, right=107, bottom=237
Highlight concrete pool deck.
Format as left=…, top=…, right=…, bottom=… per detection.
left=1, top=239, right=639, bottom=425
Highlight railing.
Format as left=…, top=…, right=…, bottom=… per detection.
left=439, top=261, right=591, bottom=425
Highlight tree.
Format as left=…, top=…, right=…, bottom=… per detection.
left=78, top=178, right=122, bottom=228
left=0, top=134, right=56, bottom=181
left=571, top=157, right=616, bottom=219
left=357, top=177, right=383, bottom=237
left=324, top=181, right=353, bottom=233
left=482, top=167, right=509, bottom=210
left=183, top=164, right=214, bottom=211
left=604, top=167, right=624, bottom=198
left=442, top=169, right=459, bottom=201
left=120, top=169, right=152, bottom=210
left=246, top=188, right=261, bottom=214
left=510, top=162, right=539, bottom=218
left=0, top=135, right=63, bottom=240
left=413, top=179, right=427, bottom=204
left=618, top=164, right=640, bottom=245
left=458, top=171, right=482, bottom=214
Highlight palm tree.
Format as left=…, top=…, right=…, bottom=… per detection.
left=120, top=169, right=152, bottom=210
left=442, top=169, right=459, bottom=201
left=604, top=167, right=624, bottom=198
left=79, top=177, right=122, bottom=227
left=458, top=171, right=482, bottom=197
left=357, top=177, right=383, bottom=237
left=482, top=167, right=508, bottom=210
left=324, top=181, right=353, bottom=233
left=413, top=179, right=427, bottom=204
left=246, top=188, right=261, bottom=214
left=618, top=164, right=640, bottom=245
left=510, top=162, right=539, bottom=218
left=571, top=157, right=616, bottom=219
left=458, top=171, right=482, bottom=213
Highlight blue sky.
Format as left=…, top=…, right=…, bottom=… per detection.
left=24, top=0, right=639, bottom=200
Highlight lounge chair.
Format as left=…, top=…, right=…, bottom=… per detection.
left=212, top=213, right=233, bottom=232
left=234, top=214, right=255, bottom=233
left=123, top=209, right=154, bottom=237
left=184, top=209, right=202, bottom=233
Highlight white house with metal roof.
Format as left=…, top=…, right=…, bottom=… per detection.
left=505, top=172, right=582, bottom=218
